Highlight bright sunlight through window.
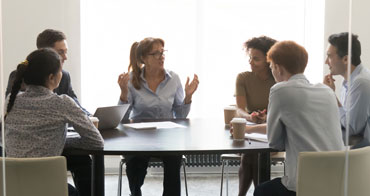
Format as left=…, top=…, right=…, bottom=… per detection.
left=81, top=0, right=324, bottom=119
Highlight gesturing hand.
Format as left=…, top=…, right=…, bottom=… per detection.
left=250, top=109, right=267, bottom=124
left=184, top=74, right=199, bottom=104
left=323, top=74, right=336, bottom=91
left=118, top=72, right=130, bottom=101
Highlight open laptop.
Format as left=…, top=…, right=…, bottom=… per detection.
left=93, top=104, right=130, bottom=130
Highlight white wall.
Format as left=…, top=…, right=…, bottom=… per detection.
left=324, top=0, right=370, bottom=96
left=1, top=0, right=81, bottom=99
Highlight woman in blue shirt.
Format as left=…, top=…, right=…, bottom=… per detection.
left=118, top=37, right=199, bottom=196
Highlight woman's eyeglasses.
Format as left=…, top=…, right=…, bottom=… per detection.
left=148, top=50, right=167, bottom=59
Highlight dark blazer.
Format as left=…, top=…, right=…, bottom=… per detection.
left=6, top=70, right=90, bottom=115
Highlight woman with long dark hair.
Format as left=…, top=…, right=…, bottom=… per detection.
left=4, top=48, right=104, bottom=196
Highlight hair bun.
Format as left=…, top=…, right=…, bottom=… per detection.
left=21, top=60, right=29, bottom=66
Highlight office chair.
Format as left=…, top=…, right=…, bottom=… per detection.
left=297, top=146, right=370, bottom=196
left=220, top=152, right=285, bottom=196
left=0, top=156, right=68, bottom=196
left=117, top=155, right=188, bottom=196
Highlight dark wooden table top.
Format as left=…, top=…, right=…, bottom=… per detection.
left=93, top=118, right=272, bottom=155
left=67, top=118, right=273, bottom=196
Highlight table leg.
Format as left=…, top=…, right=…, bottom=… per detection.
left=92, top=154, right=105, bottom=196
left=257, top=152, right=271, bottom=184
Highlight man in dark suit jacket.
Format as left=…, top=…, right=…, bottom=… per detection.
left=5, top=29, right=91, bottom=196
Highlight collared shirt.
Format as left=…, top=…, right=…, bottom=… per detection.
left=267, top=74, right=344, bottom=191
left=119, top=69, right=191, bottom=120
left=339, top=64, right=370, bottom=148
left=4, top=85, right=104, bottom=158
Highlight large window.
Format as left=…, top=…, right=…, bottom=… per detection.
left=81, top=0, right=324, bottom=118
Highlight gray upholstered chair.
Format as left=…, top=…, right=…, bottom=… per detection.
left=297, top=146, right=370, bottom=196
left=0, top=156, right=68, bottom=196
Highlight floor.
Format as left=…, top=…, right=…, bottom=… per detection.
left=105, top=173, right=245, bottom=196
left=68, top=165, right=284, bottom=196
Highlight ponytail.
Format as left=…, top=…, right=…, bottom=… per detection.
left=128, top=42, right=142, bottom=90
left=5, top=48, right=61, bottom=118
left=6, top=62, right=28, bottom=117
left=127, top=38, right=165, bottom=90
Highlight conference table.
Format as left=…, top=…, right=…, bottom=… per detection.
left=68, top=118, right=274, bottom=196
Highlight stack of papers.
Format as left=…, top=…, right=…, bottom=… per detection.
left=123, top=121, right=187, bottom=130
left=245, top=133, right=268, bottom=142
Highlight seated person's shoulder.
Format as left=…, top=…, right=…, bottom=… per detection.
left=236, top=72, right=254, bottom=84
left=167, top=69, right=179, bottom=78
left=313, top=83, right=338, bottom=98
left=351, top=77, right=370, bottom=98
left=269, top=80, right=315, bottom=97
left=270, top=81, right=289, bottom=92
left=165, top=70, right=182, bottom=83
left=61, top=70, right=71, bottom=80
left=312, top=82, right=334, bottom=90
left=53, top=94, right=79, bottom=108
left=353, top=75, right=370, bottom=88
left=237, top=71, right=252, bottom=79
left=62, top=69, right=70, bottom=75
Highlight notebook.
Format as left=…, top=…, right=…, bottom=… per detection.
left=93, top=104, right=129, bottom=130
left=244, top=133, right=268, bottom=143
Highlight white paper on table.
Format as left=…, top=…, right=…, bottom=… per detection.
left=246, top=121, right=256, bottom=125
left=67, top=131, right=81, bottom=138
left=123, top=121, right=187, bottom=130
left=245, top=133, right=268, bottom=142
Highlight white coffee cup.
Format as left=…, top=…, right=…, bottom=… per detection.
left=231, top=117, right=246, bottom=140
left=89, top=116, right=99, bottom=129
left=224, top=106, right=237, bottom=125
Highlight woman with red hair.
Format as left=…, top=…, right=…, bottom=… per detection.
left=240, top=41, right=344, bottom=196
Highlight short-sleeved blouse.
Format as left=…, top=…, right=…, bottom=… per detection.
left=235, top=71, right=275, bottom=112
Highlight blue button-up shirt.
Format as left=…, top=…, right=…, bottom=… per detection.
left=119, top=69, right=191, bottom=120
left=340, top=64, right=370, bottom=148
left=267, top=74, right=344, bottom=191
